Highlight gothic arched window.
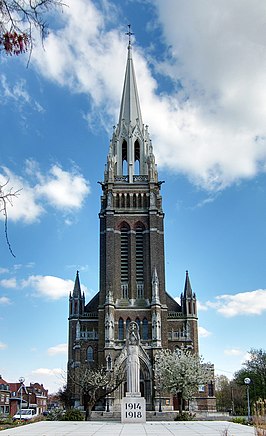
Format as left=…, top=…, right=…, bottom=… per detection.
left=87, top=346, right=94, bottom=362
left=118, top=318, right=124, bottom=340
left=136, top=317, right=141, bottom=335
left=106, top=355, right=112, bottom=371
left=142, top=318, right=148, bottom=340
left=126, top=317, right=131, bottom=333
left=122, top=140, right=128, bottom=175
left=134, top=140, right=140, bottom=175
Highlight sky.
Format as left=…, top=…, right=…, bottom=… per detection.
left=1, top=0, right=266, bottom=394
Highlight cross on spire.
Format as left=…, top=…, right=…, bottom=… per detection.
left=126, top=24, right=134, bottom=46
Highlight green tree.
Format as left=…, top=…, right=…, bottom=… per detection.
left=215, top=375, right=232, bottom=412
left=154, top=348, right=212, bottom=413
left=58, top=385, right=73, bottom=410
left=215, top=375, right=245, bottom=415
left=234, top=348, right=266, bottom=405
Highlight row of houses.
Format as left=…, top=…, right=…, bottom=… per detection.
left=0, top=375, right=48, bottom=417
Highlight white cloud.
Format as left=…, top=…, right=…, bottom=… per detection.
left=198, top=326, right=212, bottom=338
left=0, top=74, right=44, bottom=113
left=0, top=296, right=11, bottom=305
left=31, top=368, right=65, bottom=393
left=0, top=168, right=43, bottom=223
left=0, top=162, right=90, bottom=223
left=21, top=274, right=88, bottom=300
left=0, top=278, right=17, bottom=288
left=0, top=268, right=9, bottom=274
left=31, top=0, right=266, bottom=190
left=32, top=0, right=125, bottom=123
left=197, top=301, right=208, bottom=311
left=66, top=264, right=89, bottom=272
left=32, top=367, right=63, bottom=376
left=48, top=343, right=68, bottom=356
left=25, top=262, right=35, bottom=269
left=21, top=275, right=74, bottom=300
left=0, top=341, right=7, bottom=349
left=36, top=165, right=90, bottom=210
left=224, top=348, right=243, bottom=356
left=207, top=289, right=266, bottom=317
left=152, top=0, right=266, bottom=189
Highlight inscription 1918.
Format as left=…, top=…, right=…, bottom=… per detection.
left=121, top=397, right=146, bottom=423
left=125, top=402, right=142, bottom=419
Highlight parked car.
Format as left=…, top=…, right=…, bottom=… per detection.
left=13, top=409, right=38, bottom=421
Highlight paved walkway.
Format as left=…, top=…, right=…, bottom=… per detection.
left=0, top=421, right=256, bottom=436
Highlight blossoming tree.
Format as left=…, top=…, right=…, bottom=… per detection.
left=154, top=348, right=212, bottom=413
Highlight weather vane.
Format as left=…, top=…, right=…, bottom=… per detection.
left=126, top=24, right=134, bottom=46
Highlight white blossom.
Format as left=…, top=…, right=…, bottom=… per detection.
left=154, top=349, right=212, bottom=407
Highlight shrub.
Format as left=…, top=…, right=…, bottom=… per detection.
left=46, top=409, right=65, bottom=421
left=174, top=411, right=196, bottom=421
left=63, top=409, right=84, bottom=421
left=46, top=408, right=84, bottom=421
left=232, top=417, right=249, bottom=425
left=0, top=416, right=14, bottom=425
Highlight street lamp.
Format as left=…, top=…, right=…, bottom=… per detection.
left=154, top=386, right=162, bottom=412
left=244, top=377, right=251, bottom=422
left=105, top=366, right=111, bottom=413
left=106, top=390, right=110, bottom=413
left=18, top=377, right=25, bottom=422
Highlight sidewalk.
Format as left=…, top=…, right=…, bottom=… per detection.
left=0, top=421, right=255, bottom=436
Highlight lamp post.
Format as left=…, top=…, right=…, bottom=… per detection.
left=106, top=390, right=110, bottom=413
left=105, top=367, right=111, bottom=413
left=244, top=377, right=251, bottom=422
left=230, top=383, right=235, bottom=416
left=18, top=377, right=25, bottom=422
left=158, top=395, right=162, bottom=412
left=154, top=386, right=162, bottom=412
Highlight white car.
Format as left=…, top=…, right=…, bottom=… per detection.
left=13, top=409, right=38, bottom=421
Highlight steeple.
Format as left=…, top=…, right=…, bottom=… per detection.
left=69, top=271, right=85, bottom=317
left=118, top=38, right=143, bottom=131
left=105, top=34, right=157, bottom=184
left=72, top=270, right=82, bottom=298
left=184, top=270, right=193, bottom=298
left=181, top=270, right=197, bottom=316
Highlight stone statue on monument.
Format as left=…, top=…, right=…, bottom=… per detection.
left=126, top=321, right=140, bottom=395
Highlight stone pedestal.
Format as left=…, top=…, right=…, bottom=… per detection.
left=121, top=394, right=146, bottom=423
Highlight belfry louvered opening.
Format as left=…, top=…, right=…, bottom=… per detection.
left=120, top=224, right=129, bottom=298
left=136, top=225, right=144, bottom=298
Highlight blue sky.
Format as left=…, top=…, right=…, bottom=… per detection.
left=1, top=0, right=266, bottom=393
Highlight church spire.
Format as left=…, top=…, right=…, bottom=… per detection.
left=104, top=30, right=157, bottom=184
left=181, top=270, right=197, bottom=316
left=184, top=270, right=193, bottom=298
left=118, top=29, right=143, bottom=131
left=73, top=270, right=82, bottom=298
left=69, top=270, right=85, bottom=317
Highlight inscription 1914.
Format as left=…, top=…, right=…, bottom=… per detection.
left=125, top=402, right=142, bottom=419
left=121, top=397, right=146, bottom=423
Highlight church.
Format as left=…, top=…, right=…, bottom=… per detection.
left=67, top=36, right=216, bottom=413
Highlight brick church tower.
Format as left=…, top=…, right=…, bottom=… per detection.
left=67, top=38, right=209, bottom=412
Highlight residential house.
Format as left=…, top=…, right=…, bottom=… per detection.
left=0, top=376, right=10, bottom=416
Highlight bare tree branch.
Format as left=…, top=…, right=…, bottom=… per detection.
left=0, top=180, right=21, bottom=257
left=67, top=363, right=125, bottom=420
left=0, top=0, right=65, bottom=58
